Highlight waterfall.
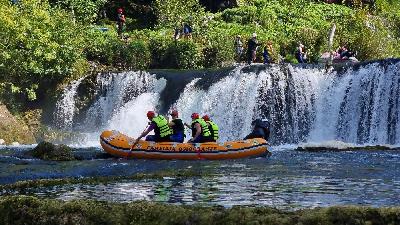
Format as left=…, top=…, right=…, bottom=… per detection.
left=309, top=61, right=400, bottom=144
left=53, top=77, right=86, bottom=130
left=54, top=59, right=400, bottom=146
left=80, top=71, right=166, bottom=140
left=172, top=65, right=328, bottom=143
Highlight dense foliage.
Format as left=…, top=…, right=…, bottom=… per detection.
left=0, top=0, right=87, bottom=107
left=0, top=0, right=399, bottom=109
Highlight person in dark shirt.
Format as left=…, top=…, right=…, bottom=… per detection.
left=263, top=41, right=274, bottom=64
left=295, top=43, right=307, bottom=63
left=244, top=119, right=270, bottom=141
left=247, top=33, right=259, bottom=64
left=183, top=22, right=192, bottom=39
left=168, top=110, right=185, bottom=143
left=337, top=45, right=357, bottom=59
left=116, top=8, right=126, bottom=36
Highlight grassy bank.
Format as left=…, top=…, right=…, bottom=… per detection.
left=0, top=195, right=399, bottom=225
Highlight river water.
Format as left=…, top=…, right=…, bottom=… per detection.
left=1, top=145, right=399, bottom=210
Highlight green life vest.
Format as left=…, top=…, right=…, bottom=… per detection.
left=207, top=121, right=219, bottom=141
left=191, top=118, right=211, bottom=137
left=152, top=115, right=173, bottom=138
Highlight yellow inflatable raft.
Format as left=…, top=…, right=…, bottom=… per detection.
left=100, top=130, right=270, bottom=160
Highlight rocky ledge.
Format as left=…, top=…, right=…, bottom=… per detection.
left=0, top=104, right=35, bottom=145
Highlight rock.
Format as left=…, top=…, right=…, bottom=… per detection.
left=11, top=142, right=20, bottom=146
left=296, top=144, right=400, bottom=152
left=0, top=139, right=4, bottom=145
left=28, top=141, right=75, bottom=161
left=0, top=104, right=36, bottom=144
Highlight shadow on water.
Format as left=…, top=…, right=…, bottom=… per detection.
left=1, top=146, right=400, bottom=210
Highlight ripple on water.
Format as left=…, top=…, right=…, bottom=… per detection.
left=1, top=149, right=400, bottom=210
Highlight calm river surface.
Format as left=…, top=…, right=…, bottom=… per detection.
left=1, top=145, right=399, bottom=210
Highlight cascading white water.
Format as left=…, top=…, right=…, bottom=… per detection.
left=53, top=77, right=86, bottom=130
left=175, top=67, right=261, bottom=142
left=55, top=60, right=400, bottom=146
left=309, top=62, right=400, bottom=144
left=74, top=71, right=166, bottom=145
left=173, top=65, right=328, bottom=142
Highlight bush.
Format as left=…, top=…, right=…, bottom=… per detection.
left=154, top=0, right=206, bottom=29
left=221, top=6, right=258, bottom=24
left=148, top=32, right=174, bottom=68
left=49, top=0, right=107, bottom=24
left=84, top=27, right=122, bottom=65
left=124, top=40, right=151, bottom=70
left=0, top=0, right=86, bottom=103
left=165, top=40, right=204, bottom=69
left=202, top=28, right=236, bottom=67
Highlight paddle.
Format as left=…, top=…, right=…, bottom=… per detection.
left=129, top=125, right=150, bottom=151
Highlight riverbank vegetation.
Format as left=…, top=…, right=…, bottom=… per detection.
left=0, top=0, right=399, bottom=116
left=0, top=195, right=399, bottom=225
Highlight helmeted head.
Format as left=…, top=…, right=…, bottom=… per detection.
left=252, top=118, right=270, bottom=129
left=170, top=110, right=179, bottom=118
left=252, top=33, right=257, bottom=38
left=147, top=111, right=155, bottom=120
left=117, top=8, right=123, bottom=13
left=202, top=115, right=210, bottom=121
left=251, top=119, right=261, bottom=126
left=191, top=113, right=199, bottom=120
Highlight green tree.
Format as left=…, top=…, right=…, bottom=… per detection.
left=0, top=0, right=87, bottom=104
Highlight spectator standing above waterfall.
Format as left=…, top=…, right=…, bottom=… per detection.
left=263, top=41, right=274, bottom=64
left=247, top=33, right=259, bottom=64
left=131, top=111, right=172, bottom=148
left=168, top=110, right=185, bottom=143
left=337, top=44, right=357, bottom=59
left=173, top=23, right=181, bottom=43
left=116, top=8, right=126, bottom=37
left=235, top=35, right=243, bottom=63
left=183, top=22, right=192, bottom=39
left=295, top=43, right=307, bottom=63
left=202, top=115, right=219, bottom=142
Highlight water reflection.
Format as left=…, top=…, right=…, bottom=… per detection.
left=18, top=170, right=400, bottom=210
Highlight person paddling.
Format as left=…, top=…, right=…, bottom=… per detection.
left=168, top=110, right=185, bottom=143
left=202, top=115, right=219, bottom=142
left=131, top=111, right=172, bottom=148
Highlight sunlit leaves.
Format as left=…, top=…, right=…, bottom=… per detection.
left=0, top=0, right=86, bottom=101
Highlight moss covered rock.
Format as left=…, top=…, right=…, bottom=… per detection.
left=28, top=141, right=75, bottom=161
left=0, top=196, right=399, bottom=225
left=0, top=104, right=36, bottom=145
